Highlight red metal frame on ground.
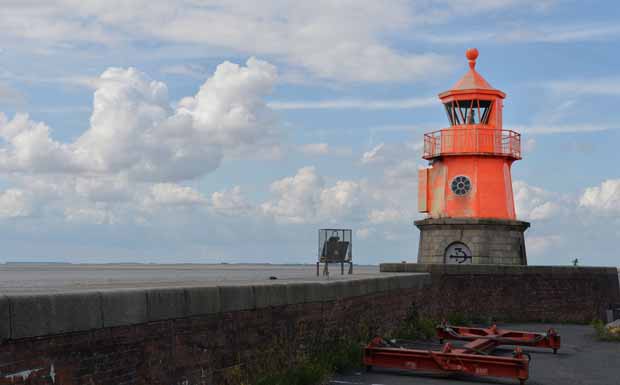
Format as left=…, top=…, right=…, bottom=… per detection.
left=363, top=324, right=561, bottom=385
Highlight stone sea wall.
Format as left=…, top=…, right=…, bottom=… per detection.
left=0, top=274, right=428, bottom=385
left=382, top=263, right=620, bottom=323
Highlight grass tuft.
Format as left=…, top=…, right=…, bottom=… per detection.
left=252, top=305, right=502, bottom=385
left=253, top=339, right=363, bottom=385
left=392, top=305, right=437, bottom=341
left=591, top=319, right=620, bottom=342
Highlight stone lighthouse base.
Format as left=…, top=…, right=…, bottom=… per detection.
left=415, top=218, right=530, bottom=265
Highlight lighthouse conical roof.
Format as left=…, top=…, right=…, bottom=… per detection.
left=451, top=66, right=494, bottom=90
left=440, top=48, right=505, bottom=98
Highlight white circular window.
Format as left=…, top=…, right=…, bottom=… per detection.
left=451, top=175, right=471, bottom=196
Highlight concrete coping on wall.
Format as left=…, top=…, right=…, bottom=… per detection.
left=380, top=262, right=619, bottom=276
left=414, top=218, right=531, bottom=230
left=0, top=273, right=430, bottom=341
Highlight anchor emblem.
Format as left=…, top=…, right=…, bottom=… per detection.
left=445, top=242, right=472, bottom=264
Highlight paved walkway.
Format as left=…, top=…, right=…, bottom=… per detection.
left=331, top=323, right=620, bottom=385
left=0, top=263, right=385, bottom=293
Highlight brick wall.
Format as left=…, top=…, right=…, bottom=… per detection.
left=2, top=265, right=618, bottom=385
left=382, top=263, right=620, bottom=323
left=0, top=275, right=426, bottom=385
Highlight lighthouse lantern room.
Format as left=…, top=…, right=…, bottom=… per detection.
left=416, top=49, right=530, bottom=266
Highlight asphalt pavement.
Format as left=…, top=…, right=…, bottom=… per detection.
left=330, top=323, right=620, bottom=385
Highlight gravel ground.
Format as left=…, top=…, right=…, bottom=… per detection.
left=330, top=323, right=620, bottom=385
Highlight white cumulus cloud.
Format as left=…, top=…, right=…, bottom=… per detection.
left=260, top=163, right=419, bottom=227
left=0, top=57, right=278, bottom=182
left=355, top=227, right=374, bottom=240
left=368, top=208, right=407, bottom=224
left=0, top=189, right=32, bottom=218
left=211, top=186, right=253, bottom=216
left=261, top=166, right=363, bottom=224
left=579, top=179, right=620, bottom=215
left=513, top=180, right=564, bottom=221
left=145, top=183, right=207, bottom=207
left=527, top=234, right=563, bottom=256
left=319, top=180, right=363, bottom=220
left=0, top=58, right=281, bottom=227
left=64, top=206, right=117, bottom=225
left=261, top=166, right=325, bottom=224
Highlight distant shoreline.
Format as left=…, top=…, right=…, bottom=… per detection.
left=1, top=262, right=380, bottom=267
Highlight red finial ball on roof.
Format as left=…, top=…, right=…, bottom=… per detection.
left=466, top=48, right=478, bottom=69
left=466, top=48, right=479, bottom=61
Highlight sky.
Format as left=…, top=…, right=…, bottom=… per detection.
left=0, top=0, right=619, bottom=266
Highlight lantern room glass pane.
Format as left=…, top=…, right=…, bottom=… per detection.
left=479, top=100, right=492, bottom=124
left=444, top=100, right=493, bottom=126
left=444, top=103, right=455, bottom=125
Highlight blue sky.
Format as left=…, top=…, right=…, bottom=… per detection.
left=0, top=1, right=619, bottom=266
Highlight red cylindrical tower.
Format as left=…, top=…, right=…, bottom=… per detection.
left=416, top=49, right=529, bottom=265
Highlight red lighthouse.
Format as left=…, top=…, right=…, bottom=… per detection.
left=416, top=49, right=529, bottom=265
